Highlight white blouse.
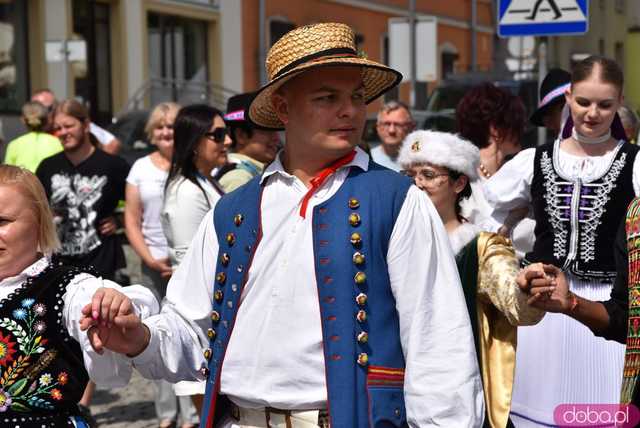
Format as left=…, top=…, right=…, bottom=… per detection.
left=0, top=257, right=158, bottom=387
left=484, top=140, right=640, bottom=225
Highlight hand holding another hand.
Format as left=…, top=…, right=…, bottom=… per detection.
left=79, top=287, right=150, bottom=357
left=517, top=263, right=573, bottom=313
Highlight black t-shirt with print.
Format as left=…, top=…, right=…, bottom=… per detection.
left=36, top=149, right=130, bottom=279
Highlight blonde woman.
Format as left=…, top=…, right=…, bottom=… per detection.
left=0, top=165, right=156, bottom=426
left=124, top=102, right=199, bottom=428
left=4, top=101, right=62, bottom=172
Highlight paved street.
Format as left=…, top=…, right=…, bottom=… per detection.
left=92, top=372, right=157, bottom=428
left=90, top=244, right=159, bottom=427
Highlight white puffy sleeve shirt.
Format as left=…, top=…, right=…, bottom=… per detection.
left=0, top=257, right=158, bottom=387
left=484, top=142, right=640, bottom=227
left=132, top=149, right=484, bottom=427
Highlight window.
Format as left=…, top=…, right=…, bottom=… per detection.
left=0, top=1, right=28, bottom=113
left=615, top=42, right=624, bottom=68
left=148, top=12, right=209, bottom=106
left=73, top=0, right=112, bottom=125
left=269, top=20, right=295, bottom=47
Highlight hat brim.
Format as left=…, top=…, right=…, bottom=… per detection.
left=530, top=97, right=565, bottom=127
left=248, top=58, right=402, bottom=130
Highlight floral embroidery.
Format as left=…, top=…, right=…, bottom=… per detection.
left=0, top=333, right=17, bottom=367
left=11, top=309, right=26, bottom=321
left=50, top=388, right=62, bottom=401
left=20, top=299, right=35, bottom=309
left=33, top=304, right=46, bottom=317
left=0, top=299, right=67, bottom=412
left=57, top=372, right=68, bottom=385
left=39, top=373, right=52, bottom=386
left=0, top=389, right=11, bottom=412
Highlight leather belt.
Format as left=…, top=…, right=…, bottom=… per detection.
left=229, top=403, right=330, bottom=428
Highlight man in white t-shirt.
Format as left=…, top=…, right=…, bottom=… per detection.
left=31, top=88, right=122, bottom=155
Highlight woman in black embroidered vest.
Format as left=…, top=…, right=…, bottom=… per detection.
left=0, top=165, right=157, bottom=427
left=484, top=56, right=638, bottom=427
left=399, top=130, right=545, bottom=428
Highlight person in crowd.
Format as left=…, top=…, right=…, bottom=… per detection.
left=216, top=92, right=280, bottom=192
left=484, top=55, right=636, bottom=427
left=4, top=101, right=62, bottom=172
left=35, top=99, right=131, bottom=420
left=399, top=129, right=545, bottom=427
left=124, top=102, right=199, bottom=428
left=619, top=105, right=639, bottom=144
left=160, top=104, right=231, bottom=415
left=163, top=104, right=230, bottom=270
left=31, top=88, right=122, bottom=155
left=530, top=68, right=571, bottom=136
left=371, top=100, right=415, bottom=171
left=455, top=82, right=534, bottom=257
left=80, top=22, right=483, bottom=427
left=0, top=164, right=156, bottom=428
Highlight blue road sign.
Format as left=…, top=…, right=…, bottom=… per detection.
left=498, top=0, right=588, bottom=37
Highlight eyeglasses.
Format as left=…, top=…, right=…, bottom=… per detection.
left=204, top=127, right=228, bottom=143
left=377, top=121, right=414, bottom=130
left=401, top=170, right=450, bottom=186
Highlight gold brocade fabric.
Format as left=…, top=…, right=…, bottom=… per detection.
left=476, top=232, right=544, bottom=428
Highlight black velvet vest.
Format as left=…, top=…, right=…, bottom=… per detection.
left=0, top=261, right=90, bottom=427
left=526, top=141, right=638, bottom=281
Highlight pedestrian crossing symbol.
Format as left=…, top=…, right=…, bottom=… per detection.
left=498, top=0, right=588, bottom=37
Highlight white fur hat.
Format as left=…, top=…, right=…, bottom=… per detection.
left=398, top=130, right=480, bottom=181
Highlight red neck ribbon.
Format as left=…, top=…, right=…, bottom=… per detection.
left=299, top=150, right=356, bottom=218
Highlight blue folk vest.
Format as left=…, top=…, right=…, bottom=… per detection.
left=200, top=162, right=412, bottom=428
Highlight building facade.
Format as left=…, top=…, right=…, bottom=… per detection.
left=0, top=0, right=225, bottom=141
left=220, top=0, right=495, bottom=110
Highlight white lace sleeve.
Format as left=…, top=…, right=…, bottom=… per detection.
left=63, top=274, right=159, bottom=387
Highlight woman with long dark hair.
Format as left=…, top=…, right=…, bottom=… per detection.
left=161, top=104, right=231, bottom=414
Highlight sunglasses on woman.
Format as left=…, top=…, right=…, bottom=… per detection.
left=204, top=127, right=228, bottom=143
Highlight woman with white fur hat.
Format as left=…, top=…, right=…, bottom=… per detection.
left=399, top=130, right=545, bottom=428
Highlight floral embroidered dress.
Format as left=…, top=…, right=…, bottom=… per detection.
left=484, top=139, right=640, bottom=427
left=450, top=222, right=544, bottom=428
left=0, top=257, right=158, bottom=428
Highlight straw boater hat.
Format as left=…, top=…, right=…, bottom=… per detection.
left=399, top=130, right=480, bottom=181
left=248, top=22, right=402, bottom=130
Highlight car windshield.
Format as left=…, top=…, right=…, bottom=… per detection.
left=426, top=86, right=470, bottom=112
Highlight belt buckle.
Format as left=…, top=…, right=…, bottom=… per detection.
left=317, top=409, right=330, bottom=428
left=230, top=403, right=240, bottom=421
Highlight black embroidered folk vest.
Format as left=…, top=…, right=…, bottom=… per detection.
left=0, top=262, right=90, bottom=427
left=526, top=141, right=639, bottom=281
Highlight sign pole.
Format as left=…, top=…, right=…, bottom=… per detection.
left=537, top=37, right=547, bottom=146
left=409, top=0, right=416, bottom=108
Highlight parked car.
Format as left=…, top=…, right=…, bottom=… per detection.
left=421, top=77, right=539, bottom=148
left=107, top=110, right=152, bottom=165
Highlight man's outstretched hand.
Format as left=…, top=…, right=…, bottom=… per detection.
left=79, top=287, right=150, bottom=357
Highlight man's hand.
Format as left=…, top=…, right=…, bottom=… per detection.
left=79, top=288, right=150, bottom=357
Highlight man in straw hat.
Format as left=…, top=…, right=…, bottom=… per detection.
left=82, top=23, right=483, bottom=427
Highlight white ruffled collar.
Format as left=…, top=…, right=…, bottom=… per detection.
left=0, top=257, right=49, bottom=288
left=448, top=222, right=481, bottom=255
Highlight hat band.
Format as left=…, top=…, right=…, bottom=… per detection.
left=273, top=47, right=358, bottom=79
left=224, top=110, right=245, bottom=121
left=539, top=82, right=571, bottom=108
